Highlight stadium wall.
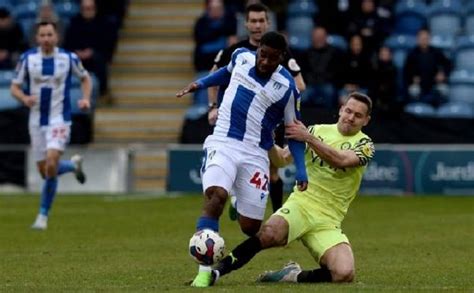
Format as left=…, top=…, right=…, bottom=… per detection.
left=167, top=144, right=474, bottom=195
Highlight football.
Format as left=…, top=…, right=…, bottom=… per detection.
left=189, top=229, right=225, bottom=265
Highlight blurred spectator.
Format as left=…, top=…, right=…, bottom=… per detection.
left=346, top=0, right=392, bottom=56
left=29, top=1, right=65, bottom=47
left=64, top=0, right=116, bottom=97
left=340, top=34, right=373, bottom=104
left=403, top=29, right=451, bottom=107
left=0, top=8, right=27, bottom=69
left=316, top=0, right=351, bottom=35
left=193, top=0, right=236, bottom=72
left=300, top=27, right=344, bottom=108
left=96, top=0, right=128, bottom=29
left=369, top=46, right=401, bottom=115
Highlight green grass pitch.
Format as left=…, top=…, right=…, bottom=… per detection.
left=0, top=194, right=473, bottom=292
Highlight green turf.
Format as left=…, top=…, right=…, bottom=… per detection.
left=0, top=194, right=473, bottom=292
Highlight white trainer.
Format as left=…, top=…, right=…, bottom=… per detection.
left=71, top=154, right=86, bottom=184
left=31, top=214, right=48, bottom=230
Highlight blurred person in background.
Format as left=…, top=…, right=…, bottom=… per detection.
left=300, top=26, right=344, bottom=109
left=403, top=29, right=451, bottom=108
left=339, top=34, right=372, bottom=105
left=64, top=0, right=116, bottom=98
left=0, top=7, right=27, bottom=69
left=11, top=21, right=91, bottom=230
left=193, top=0, right=237, bottom=72
left=369, top=46, right=401, bottom=116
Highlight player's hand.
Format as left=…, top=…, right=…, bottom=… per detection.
left=22, top=95, right=37, bottom=108
left=297, top=180, right=308, bottom=191
left=78, top=98, right=91, bottom=111
left=208, top=107, right=218, bottom=125
left=176, top=82, right=200, bottom=98
left=285, top=119, right=310, bottom=142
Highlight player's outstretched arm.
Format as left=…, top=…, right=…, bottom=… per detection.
left=176, top=82, right=200, bottom=98
left=286, top=120, right=360, bottom=168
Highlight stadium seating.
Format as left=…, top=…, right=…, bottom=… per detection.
left=427, top=0, right=463, bottom=38
left=430, top=34, right=455, bottom=58
left=449, top=70, right=474, bottom=110
left=393, top=0, right=427, bottom=35
left=287, top=0, right=318, bottom=18
left=465, top=3, right=474, bottom=36
left=453, top=36, right=474, bottom=72
left=404, top=102, right=436, bottom=116
left=12, top=2, right=38, bottom=41
left=327, top=34, right=348, bottom=51
left=437, top=101, right=473, bottom=118
left=286, top=16, right=314, bottom=50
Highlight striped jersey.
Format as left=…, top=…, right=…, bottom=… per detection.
left=212, top=48, right=301, bottom=150
left=12, top=47, right=89, bottom=127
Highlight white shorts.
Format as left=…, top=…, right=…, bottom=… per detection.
left=29, top=123, right=71, bottom=162
left=201, top=136, right=270, bottom=220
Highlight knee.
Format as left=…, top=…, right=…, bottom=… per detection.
left=203, top=186, right=227, bottom=217
left=257, top=224, right=286, bottom=248
left=240, top=222, right=260, bottom=237
left=331, top=267, right=355, bottom=283
left=45, top=158, right=58, bottom=177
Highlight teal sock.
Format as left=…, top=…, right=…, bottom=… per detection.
left=39, top=177, right=58, bottom=216
left=57, top=160, right=75, bottom=176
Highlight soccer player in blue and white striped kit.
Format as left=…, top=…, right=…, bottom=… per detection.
left=11, top=21, right=92, bottom=230
left=176, top=31, right=308, bottom=287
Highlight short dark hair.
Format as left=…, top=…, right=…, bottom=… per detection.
left=245, top=3, right=269, bottom=20
left=260, top=31, right=287, bottom=52
left=36, top=21, right=57, bottom=32
left=346, top=92, right=373, bottom=115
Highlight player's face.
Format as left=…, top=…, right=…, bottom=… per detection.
left=337, top=98, right=370, bottom=136
left=36, top=24, right=58, bottom=52
left=256, top=45, right=283, bottom=77
left=246, top=11, right=269, bottom=43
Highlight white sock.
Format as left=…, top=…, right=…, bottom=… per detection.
left=199, top=265, right=211, bottom=273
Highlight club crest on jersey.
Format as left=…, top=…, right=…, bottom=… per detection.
left=241, top=59, right=247, bottom=65
left=273, top=81, right=282, bottom=90
left=341, top=142, right=351, bottom=150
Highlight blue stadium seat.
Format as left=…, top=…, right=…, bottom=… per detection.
left=465, top=3, right=474, bottom=36
left=394, top=1, right=427, bottom=35
left=286, top=16, right=314, bottom=50
left=437, top=101, right=473, bottom=118
left=0, top=0, right=12, bottom=11
left=287, top=0, right=318, bottom=17
left=430, top=34, right=455, bottom=59
left=404, top=102, right=436, bottom=116
left=54, top=1, right=79, bottom=19
left=427, top=1, right=463, bottom=37
left=454, top=36, right=474, bottom=72
left=449, top=70, right=474, bottom=111
left=12, top=2, right=38, bottom=41
left=327, top=34, right=348, bottom=51
left=384, top=34, right=418, bottom=69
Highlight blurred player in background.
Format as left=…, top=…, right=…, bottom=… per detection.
left=11, top=21, right=91, bottom=230
left=176, top=31, right=308, bottom=287
left=202, top=92, right=374, bottom=287
left=209, top=3, right=306, bottom=215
